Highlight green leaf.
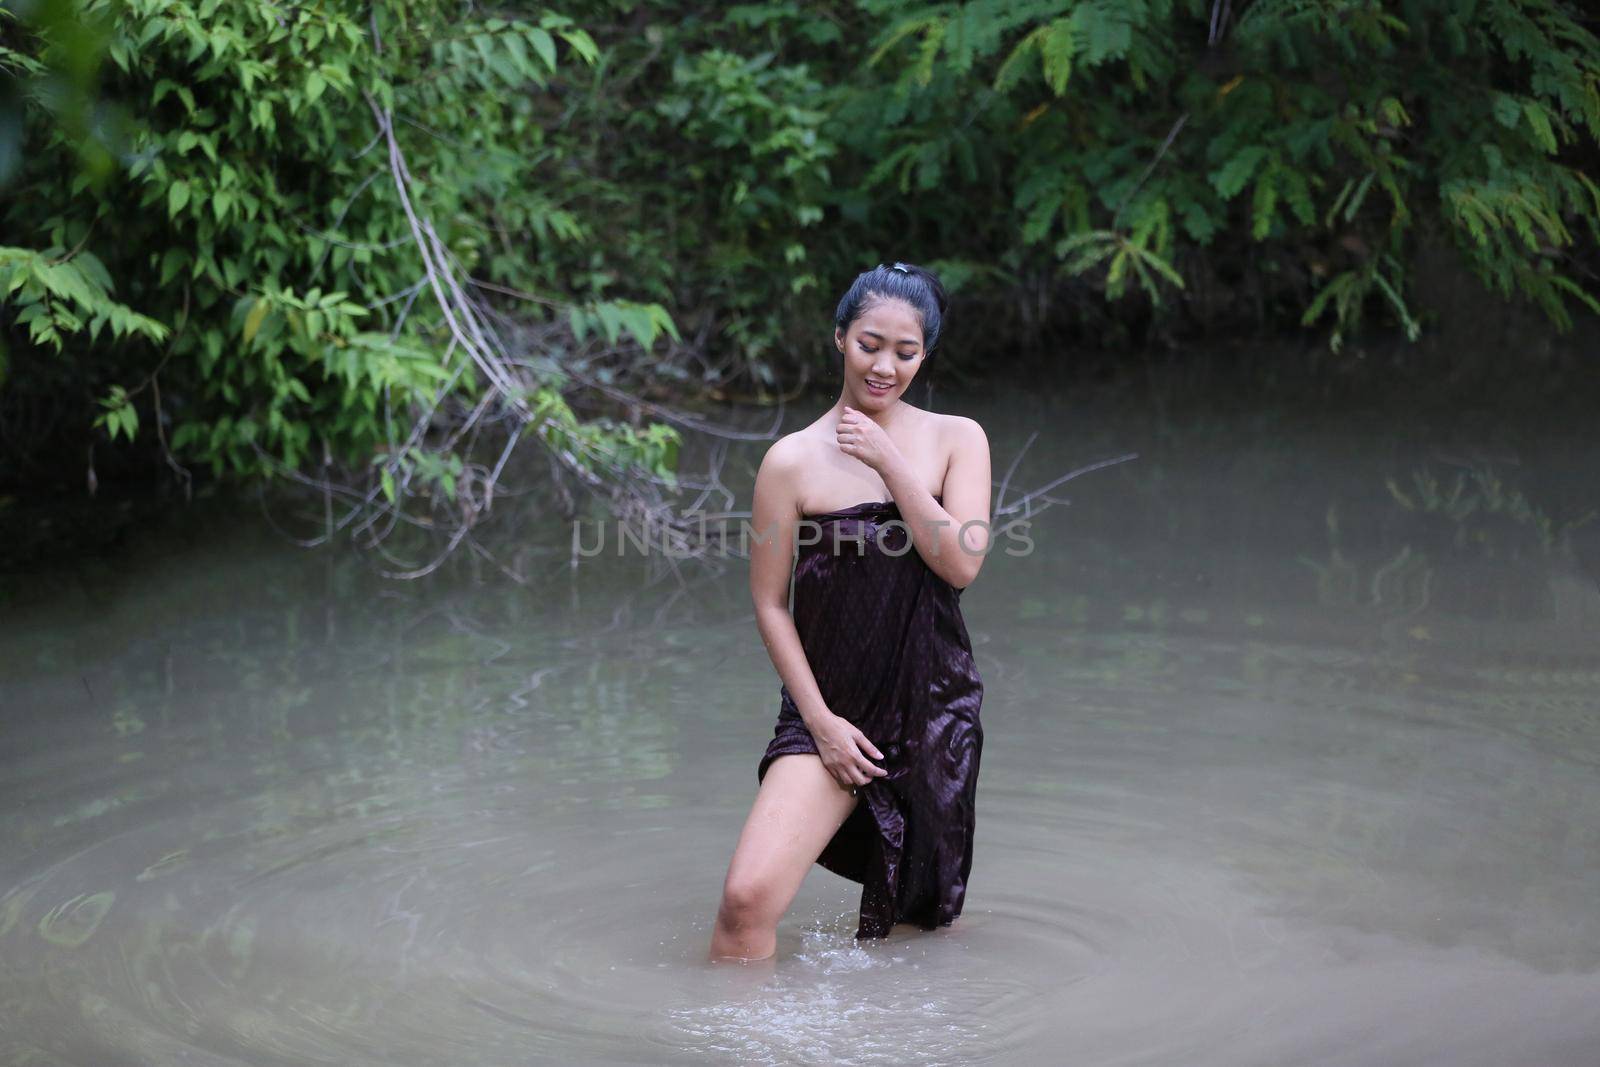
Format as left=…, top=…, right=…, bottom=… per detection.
left=1491, top=93, right=1522, bottom=128
left=994, top=26, right=1045, bottom=92
left=527, top=27, right=557, bottom=71
left=595, top=302, right=623, bottom=344
left=556, top=28, right=599, bottom=65
left=1343, top=172, right=1375, bottom=223
left=1521, top=100, right=1557, bottom=152
left=867, top=14, right=941, bottom=68
left=1040, top=18, right=1075, bottom=95
left=1208, top=147, right=1268, bottom=200
left=1251, top=162, right=1280, bottom=239
left=242, top=297, right=270, bottom=345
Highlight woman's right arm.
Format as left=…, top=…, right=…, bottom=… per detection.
left=748, top=439, right=886, bottom=788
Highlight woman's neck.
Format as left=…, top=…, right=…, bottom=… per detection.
left=831, top=395, right=906, bottom=430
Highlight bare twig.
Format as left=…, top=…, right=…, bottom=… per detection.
left=1111, top=114, right=1188, bottom=230
left=993, top=451, right=1140, bottom=518
left=256, top=88, right=742, bottom=581
left=994, top=430, right=1038, bottom=514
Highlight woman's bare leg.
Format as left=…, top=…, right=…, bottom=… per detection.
left=708, top=753, right=859, bottom=962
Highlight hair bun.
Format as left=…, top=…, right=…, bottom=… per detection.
left=837, top=261, right=950, bottom=357
left=914, top=264, right=949, bottom=316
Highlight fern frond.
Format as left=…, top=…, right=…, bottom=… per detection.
left=1040, top=17, right=1075, bottom=95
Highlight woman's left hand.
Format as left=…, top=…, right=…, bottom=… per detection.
left=836, top=406, right=901, bottom=473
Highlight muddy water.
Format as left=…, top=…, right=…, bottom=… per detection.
left=3, top=377, right=1597, bottom=1065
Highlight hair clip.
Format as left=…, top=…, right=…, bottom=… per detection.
left=890, top=262, right=911, bottom=274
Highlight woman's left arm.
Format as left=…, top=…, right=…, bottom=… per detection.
left=847, top=409, right=991, bottom=589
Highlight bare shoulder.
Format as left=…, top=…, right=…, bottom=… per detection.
left=937, top=412, right=989, bottom=452
left=759, top=428, right=822, bottom=474
left=753, top=430, right=818, bottom=516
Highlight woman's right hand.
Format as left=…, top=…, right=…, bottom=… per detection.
left=808, top=711, right=888, bottom=789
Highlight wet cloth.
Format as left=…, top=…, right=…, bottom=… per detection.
left=756, top=496, right=985, bottom=938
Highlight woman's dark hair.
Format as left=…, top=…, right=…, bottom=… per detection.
left=833, top=261, right=950, bottom=357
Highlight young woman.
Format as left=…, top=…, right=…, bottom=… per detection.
left=708, top=262, right=991, bottom=963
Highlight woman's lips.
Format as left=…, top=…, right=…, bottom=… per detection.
left=865, top=378, right=892, bottom=395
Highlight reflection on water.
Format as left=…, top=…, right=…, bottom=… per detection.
left=3, top=375, right=1599, bottom=1065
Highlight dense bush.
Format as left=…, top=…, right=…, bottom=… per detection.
left=2, top=0, right=682, bottom=510
left=829, top=0, right=1600, bottom=348
left=3, top=0, right=1597, bottom=507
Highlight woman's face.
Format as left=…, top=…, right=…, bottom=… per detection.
left=835, top=297, right=925, bottom=410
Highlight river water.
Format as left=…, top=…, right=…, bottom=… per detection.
left=3, top=371, right=1598, bottom=1065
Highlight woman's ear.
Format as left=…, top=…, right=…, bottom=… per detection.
left=834, top=326, right=845, bottom=352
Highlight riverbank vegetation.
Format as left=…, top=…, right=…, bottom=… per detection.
left=3, top=0, right=1597, bottom=572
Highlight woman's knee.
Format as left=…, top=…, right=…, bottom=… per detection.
left=718, top=870, right=782, bottom=928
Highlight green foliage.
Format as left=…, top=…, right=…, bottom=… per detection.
left=4, top=0, right=1600, bottom=506
left=569, top=300, right=682, bottom=350
left=2, top=0, right=679, bottom=496
left=1300, top=253, right=1420, bottom=353
left=527, top=384, right=680, bottom=487
left=644, top=42, right=836, bottom=380
left=849, top=0, right=1600, bottom=343
left=0, top=244, right=168, bottom=354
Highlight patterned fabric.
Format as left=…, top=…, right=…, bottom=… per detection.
left=756, top=496, right=985, bottom=939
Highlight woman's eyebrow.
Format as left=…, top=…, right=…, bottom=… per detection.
left=860, top=329, right=920, bottom=345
